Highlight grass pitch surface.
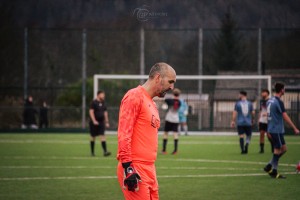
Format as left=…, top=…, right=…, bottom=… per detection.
left=0, top=133, right=299, bottom=200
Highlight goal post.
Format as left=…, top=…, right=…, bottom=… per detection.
left=93, top=74, right=271, bottom=99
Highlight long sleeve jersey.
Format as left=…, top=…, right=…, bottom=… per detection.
left=117, top=86, right=160, bottom=164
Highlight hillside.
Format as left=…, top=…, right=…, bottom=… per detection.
left=1, top=0, right=299, bottom=29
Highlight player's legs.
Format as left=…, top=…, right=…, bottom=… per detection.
left=100, top=134, right=106, bottom=141
left=172, top=131, right=179, bottom=154
left=150, top=189, right=159, bottom=200
left=259, top=123, right=268, bottom=153
left=99, top=126, right=111, bottom=157
left=244, top=126, right=252, bottom=154
left=179, top=115, right=188, bottom=136
left=172, top=123, right=179, bottom=155
left=89, top=121, right=98, bottom=156
left=259, top=131, right=265, bottom=153
left=90, top=136, right=96, bottom=156
left=237, top=126, right=245, bottom=154
left=148, top=165, right=159, bottom=200
left=162, top=121, right=171, bottom=154
left=163, top=132, right=168, bottom=139
left=178, top=122, right=182, bottom=135
left=162, top=131, right=168, bottom=154
left=117, top=163, right=150, bottom=200
left=264, top=133, right=286, bottom=178
left=117, top=162, right=159, bottom=200
left=182, top=122, right=188, bottom=136
left=266, top=132, right=274, bottom=153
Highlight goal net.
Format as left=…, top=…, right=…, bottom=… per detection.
left=93, top=74, right=271, bottom=132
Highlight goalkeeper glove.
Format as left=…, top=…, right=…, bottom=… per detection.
left=122, top=162, right=141, bottom=192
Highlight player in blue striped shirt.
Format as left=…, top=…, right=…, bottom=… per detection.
left=264, top=83, right=299, bottom=179
left=231, top=91, right=255, bottom=154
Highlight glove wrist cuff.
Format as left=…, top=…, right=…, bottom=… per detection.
left=122, top=161, right=132, bottom=169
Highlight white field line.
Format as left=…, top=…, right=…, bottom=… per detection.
left=0, top=131, right=243, bottom=136
left=1, top=156, right=110, bottom=160
left=109, top=131, right=257, bottom=136
left=0, top=172, right=298, bottom=181
left=1, top=156, right=297, bottom=168
left=0, top=165, right=294, bottom=172
left=0, top=139, right=236, bottom=145
left=159, top=158, right=297, bottom=167
left=0, top=139, right=299, bottom=145
left=1, top=131, right=299, bottom=136
left=0, top=176, right=117, bottom=181
left=158, top=172, right=298, bottom=178
left=0, top=139, right=113, bottom=144
left=0, top=165, right=267, bottom=171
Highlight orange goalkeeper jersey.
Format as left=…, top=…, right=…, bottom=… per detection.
left=117, top=85, right=160, bottom=164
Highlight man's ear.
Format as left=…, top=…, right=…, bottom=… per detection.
left=155, top=73, right=161, bottom=83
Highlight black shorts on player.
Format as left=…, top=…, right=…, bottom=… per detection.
left=89, top=122, right=105, bottom=137
left=164, top=121, right=179, bottom=132
left=269, top=133, right=285, bottom=149
left=237, top=126, right=252, bottom=136
left=259, top=123, right=268, bottom=132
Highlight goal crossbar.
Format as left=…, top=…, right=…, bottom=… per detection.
left=93, top=74, right=272, bottom=98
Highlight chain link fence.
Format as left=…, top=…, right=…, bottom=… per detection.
left=1, top=28, right=299, bottom=131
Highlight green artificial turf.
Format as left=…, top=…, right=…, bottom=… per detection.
left=0, top=133, right=299, bottom=200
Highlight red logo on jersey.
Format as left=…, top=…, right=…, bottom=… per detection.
left=173, top=99, right=180, bottom=110
left=151, top=115, right=160, bottom=128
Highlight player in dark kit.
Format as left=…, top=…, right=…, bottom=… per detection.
left=89, top=90, right=111, bottom=157
left=263, top=83, right=299, bottom=179
left=231, top=91, right=255, bottom=154
left=258, top=89, right=273, bottom=153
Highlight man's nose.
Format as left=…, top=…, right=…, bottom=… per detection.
left=170, top=84, right=174, bottom=90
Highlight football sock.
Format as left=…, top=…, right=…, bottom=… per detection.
left=101, top=141, right=107, bottom=153
left=260, top=143, right=264, bottom=152
left=178, top=125, right=182, bottom=133
left=271, top=154, right=280, bottom=170
left=239, top=138, right=244, bottom=151
left=246, top=135, right=251, bottom=144
left=183, top=125, right=188, bottom=135
left=90, top=141, right=95, bottom=154
left=174, top=139, right=178, bottom=152
left=162, top=139, right=168, bottom=152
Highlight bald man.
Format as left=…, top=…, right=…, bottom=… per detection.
left=117, top=63, right=176, bottom=200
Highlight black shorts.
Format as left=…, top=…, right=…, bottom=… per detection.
left=259, top=123, right=268, bottom=132
left=269, top=133, right=285, bottom=149
left=237, top=126, right=252, bottom=136
left=164, top=121, right=179, bottom=132
left=89, top=121, right=105, bottom=136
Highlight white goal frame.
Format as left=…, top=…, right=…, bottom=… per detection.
left=93, top=74, right=272, bottom=98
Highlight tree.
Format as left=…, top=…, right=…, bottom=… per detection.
left=213, top=9, right=245, bottom=71
left=55, top=77, right=138, bottom=107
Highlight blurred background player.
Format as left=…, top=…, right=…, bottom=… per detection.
left=39, top=100, right=49, bottom=129
left=162, top=88, right=181, bottom=155
left=178, top=93, right=189, bottom=136
left=89, top=90, right=111, bottom=157
left=258, top=89, right=273, bottom=153
left=231, top=91, right=255, bottom=154
left=264, top=82, right=299, bottom=179
left=117, top=62, right=176, bottom=200
left=22, top=95, right=38, bottom=129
